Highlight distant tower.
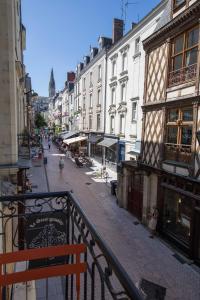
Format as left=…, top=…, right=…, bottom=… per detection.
left=49, top=68, right=56, bottom=97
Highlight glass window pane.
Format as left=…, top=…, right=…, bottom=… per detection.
left=163, top=190, right=192, bottom=245
left=168, top=109, right=179, bottom=122
left=182, top=108, right=193, bottom=121
left=173, top=54, right=183, bottom=70
left=174, top=0, right=185, bottom=7
left=174, top=35, right=184, bottom=54
left=185, top=48, right=198, bottom=67
left=181, top=126, right=192, bottom=145
left=167, top=127, right=178, bottom=144
left=187, top=27, right=199, bottom=48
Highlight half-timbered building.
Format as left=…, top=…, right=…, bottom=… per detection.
left=141, top=0, right=200, bottom=263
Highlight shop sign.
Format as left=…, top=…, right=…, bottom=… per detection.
left=25, top=211, right=68, bottom=268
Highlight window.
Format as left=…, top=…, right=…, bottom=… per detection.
left=89, top=115, right=92, bottom=130
left=97, top=114, right=101, bottom=131
left=110, top=116, right=115, bottom=134
left=83, top=97, right=86, bottom=110
left=90, top=72, right=93, bottom=85
left=169, top=26, right=199, bottom=86
left=111, top=88, right=115, bottom=104
left=89, top=94, right=93, bottom=108
left=132, top=102, right=137, bottom=121
left=135, top=37, right=140, bottom=54
left=163, top=189, right=192, bottom=245
left=165, top=107, right=193, bottom=163
left=173, top=0, right=185, bottom=9
left=166, top=107, right=193, bottom=145
left=83, top=78, right=86, bottom=89
left=122, top=53, right=127, bottom=71
left=97, top=90, right=101, bottom=105
left=120, top=114, right=125, bottom=135
left=112, top=61, right=116, bottom=77
left=98, top=65, right=102, bottom=79
left=121, top=84, right=126, bottom=102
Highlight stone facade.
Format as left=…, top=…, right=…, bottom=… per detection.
left=0, top=0, right=27, bottom=184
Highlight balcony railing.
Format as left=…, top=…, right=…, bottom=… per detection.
left=0, top=191, right=142, bottom=300
left=164, top=143, right=192, bottom=164
left=168, top=64, right=197, bottom=87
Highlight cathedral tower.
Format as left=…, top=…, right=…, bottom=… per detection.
left=49, top=68, right=56, bottom=97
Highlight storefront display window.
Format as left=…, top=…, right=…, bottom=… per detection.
left=163, top=189, right=192, bottom=245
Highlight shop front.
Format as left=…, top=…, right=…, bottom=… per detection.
left=97, top=136, right=118, bottom=171
left=87, top=133, right=103, bottom=162
left=159, top=174, right=200, bottom=264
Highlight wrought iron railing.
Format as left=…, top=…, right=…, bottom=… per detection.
left=164, top=143, right=192, bottom=164
left=0, top=191, right=143, bottom=300
left=168, top=64, right=197, bottom=87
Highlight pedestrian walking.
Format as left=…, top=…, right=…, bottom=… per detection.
left=59, top=157, right=64, bottom=171
left=48, top=141, right=51, bottom=150
left=148, top=206, right=159, bottom=238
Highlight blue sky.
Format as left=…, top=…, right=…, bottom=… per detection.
left=22, top=0, right=161, bottom=96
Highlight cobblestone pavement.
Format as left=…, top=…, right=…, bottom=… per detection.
left=29, top=142, right=200, bottom=300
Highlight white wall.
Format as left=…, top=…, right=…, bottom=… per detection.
left=106, top=7, right=164, bottom=160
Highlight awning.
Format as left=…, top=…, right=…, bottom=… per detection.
left=127, top=150, right=140, bottom=156
left=61, top=131, right=78, bottom=140
left=88, top=136, right=103, bottom=144
left=98, top=138, right=117, bottom=148
left=63, top=136, right=88, bottom=145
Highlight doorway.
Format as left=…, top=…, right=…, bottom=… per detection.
left=127, top=173, right=143, bottom=221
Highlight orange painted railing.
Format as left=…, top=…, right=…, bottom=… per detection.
left=0, top=244, right=87, bottom=300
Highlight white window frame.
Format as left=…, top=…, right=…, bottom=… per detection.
left=120, top=114, right=125, bottom=134
left=135, top=37, right=140, bottom=54
left=110, top=116, right=115, bottom=134
left=90, top=72, right=93, bottom=84
left=132, top=101, right=137, bottom=122
left=111, top=88, right=115, bottom=105
left=89, top=94, right=93, bottom=108
left=89, top=115, right=92, bottom=129
left=121, top=84, right=126, bottom=102
left=98, top=65, right=102, bottom=80
left=97, top=114, right=101, bottom=131
left=122, top=52, right=127, bottom=72
left=112, top=60, right=116, bottom=77
left=97, top=90, right=101, bottom=105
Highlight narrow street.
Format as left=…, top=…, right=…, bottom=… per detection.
left=30, top=141, right=200, bottom=300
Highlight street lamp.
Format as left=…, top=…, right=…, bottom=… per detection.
left=196, top=131, right=200, bottom=144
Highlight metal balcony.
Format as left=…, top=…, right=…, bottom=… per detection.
left=164, top=143, right=192, bottom=165
left=168, top=64, right=197, bottom=87
left=0, top=191, right=143, bottom=300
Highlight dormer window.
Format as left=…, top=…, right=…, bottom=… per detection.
left=173, top=0, right=185, bottom=10
left=135, top=37, right=140, bottom=54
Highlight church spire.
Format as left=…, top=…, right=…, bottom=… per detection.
left=49, top=68, right=56, bottom=97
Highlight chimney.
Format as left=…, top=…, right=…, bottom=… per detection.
left=112, top=18, right=124, bottom=44
left=67, top=72, right=75, bottom=82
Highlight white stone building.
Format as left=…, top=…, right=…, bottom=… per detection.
left=105, top=2, right=167, bottom=166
